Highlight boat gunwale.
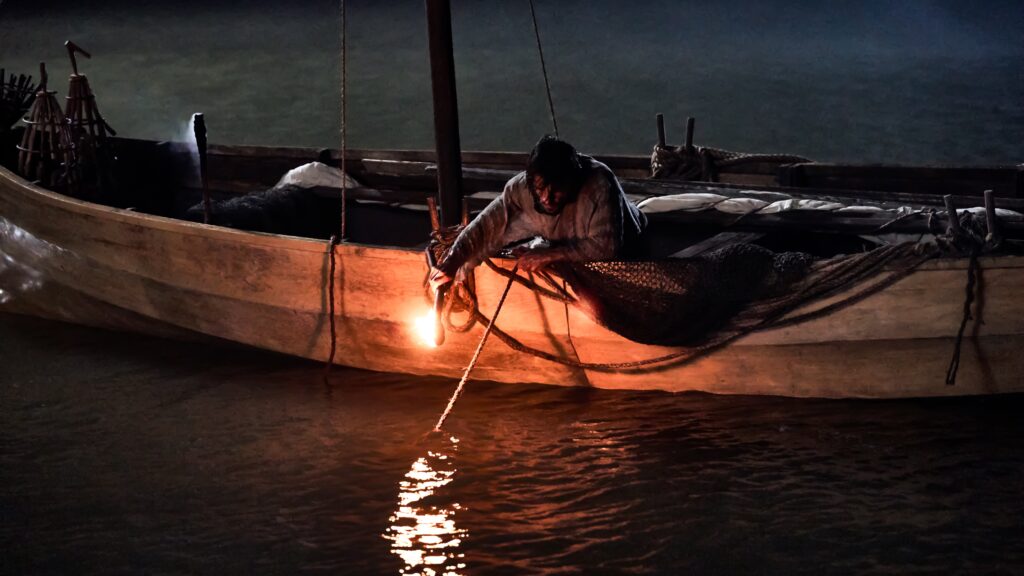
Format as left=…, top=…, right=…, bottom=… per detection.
left=2, top=147, right=1023, bottom=272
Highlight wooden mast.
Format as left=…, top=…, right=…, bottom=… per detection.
left=425, top=0, right=464, bottom=227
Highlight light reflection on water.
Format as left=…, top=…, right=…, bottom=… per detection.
left=383, top=435, right=468, bottom=576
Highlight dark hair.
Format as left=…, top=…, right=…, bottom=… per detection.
left=526, top=135, right=584, bottom=194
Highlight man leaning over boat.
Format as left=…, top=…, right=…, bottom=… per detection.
left=429, top=136, right=647, bottom=289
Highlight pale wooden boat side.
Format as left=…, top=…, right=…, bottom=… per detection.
left=2, top=163, right=1023, bottom=399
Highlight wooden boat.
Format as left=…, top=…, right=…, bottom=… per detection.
left=2, top=134, right=1023, bottom=399
left=3, top=1, right=1023, bottom=399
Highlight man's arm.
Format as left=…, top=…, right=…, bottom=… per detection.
left=436, top=178, right=522, bottom=279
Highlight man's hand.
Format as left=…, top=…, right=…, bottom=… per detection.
left=428, top=267, right=452, bottom=293
left=518, top=248, right=560, bottom=273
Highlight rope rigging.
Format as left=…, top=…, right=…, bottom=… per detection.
left=427, top=214, right=996, bottom=376
left=324, top=0, right=349, bottom=379
left=528, top=0, right=559, bottom=138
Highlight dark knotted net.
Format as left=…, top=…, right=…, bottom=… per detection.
left=556, top=244, right=815, bottom=346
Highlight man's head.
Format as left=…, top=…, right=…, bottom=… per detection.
left=527, top=135, right=584, bottom=215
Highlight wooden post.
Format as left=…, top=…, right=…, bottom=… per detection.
left=656, top=113, right=666, bottom=147
left=685, top=117, right=695, bottom=152
left=192, top=113, right=210, bottom=224
left=984, top=189, right=999, bottom=243
left=425, top=0, right=464, bottom=228
left=944, top=194, right=961, bottom=236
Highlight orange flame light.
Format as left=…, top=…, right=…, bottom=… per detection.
left=413, top=311, right=440, bottom=348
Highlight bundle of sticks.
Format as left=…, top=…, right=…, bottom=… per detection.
left=1, top=68, right=38, bottom=130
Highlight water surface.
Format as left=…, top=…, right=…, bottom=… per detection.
left=2, top=2, right=1024, bottom=574
left=3, top=314, right=1024, bottom=574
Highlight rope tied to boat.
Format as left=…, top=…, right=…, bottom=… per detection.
left=324, top=0, right=348, bottom=378
left=323, top=234, right=341, bottom=380
left=427, top=226, right=943, bottom=371
left=651, top=144, right=812, bottom=182
left=941, top=210, right=994, bottom=386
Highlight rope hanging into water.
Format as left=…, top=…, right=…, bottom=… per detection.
left=433, top=264, right=519, bottom=431
left=325, top=0, right=348, bottom=378
left=528, top=0, right=559, bottom=137
left=339, top=0, right=348, bottom=241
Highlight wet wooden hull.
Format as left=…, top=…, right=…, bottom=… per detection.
left=2, top=163, right=1023, bottom=398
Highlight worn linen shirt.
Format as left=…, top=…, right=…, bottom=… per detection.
left=439, top=155, right=646, bottom=276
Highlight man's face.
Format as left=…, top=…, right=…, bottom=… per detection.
left=531, top=175, right=569, bottom=215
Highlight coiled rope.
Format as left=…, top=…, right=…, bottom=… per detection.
left=651, top=144, right=812, bottom=182
left=427, top=235, right=941, bottom=372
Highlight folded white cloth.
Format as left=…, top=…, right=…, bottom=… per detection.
left=274, top=162, right=360, bottom=190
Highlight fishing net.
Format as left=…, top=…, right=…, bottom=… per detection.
left=555, top=244, right=816, bottom=345
left=430, top=225, right=940, bottom=368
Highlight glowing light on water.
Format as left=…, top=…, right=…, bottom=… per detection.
left=383, top=436, right=466, bottom=575
left=412, top=311, right=439, bottom=348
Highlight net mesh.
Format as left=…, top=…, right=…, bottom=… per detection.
left=431, top=225, right=939, bottom=368
left=556, top=244, right=815, bottom=345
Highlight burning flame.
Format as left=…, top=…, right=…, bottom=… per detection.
left=413, top=311, right=439, bottom=348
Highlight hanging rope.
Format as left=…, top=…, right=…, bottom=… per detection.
left=528, top=0, right=559, bottom=137
left=325, top=0, right=348, bottom=378
left=433, top=264, right=520, bottom=431
left=339, top=0, right=349, bottom=241
left=945, top=249, right=980, bottom=386
left=323, top=234, right=341, bottom=380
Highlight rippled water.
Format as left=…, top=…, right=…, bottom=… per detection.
left=3, top=314, right=1024, bottom=574
left=3, top=1, right=1024, bottom=574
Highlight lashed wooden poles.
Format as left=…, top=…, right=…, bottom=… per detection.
left=64, top=41, right=115, bottom=143
left=17, top=63, right=75, bottom=190
left=1, top=69, right=37, bottom=129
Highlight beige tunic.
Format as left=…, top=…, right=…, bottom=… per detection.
left=439, top=156, right=646, bottom=276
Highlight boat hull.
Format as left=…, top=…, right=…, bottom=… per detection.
left=2, top=165, right=1023, bottom=398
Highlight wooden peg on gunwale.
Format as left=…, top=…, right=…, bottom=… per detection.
left=944, top=195, right=961, bottom=236
left=656, top=113, right=666, bottom=147
left=685, top=117, right=695, bottom=153
left=984, top=189, right=1000, bottom=244
left=427, top=196, right=441, bottom=232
